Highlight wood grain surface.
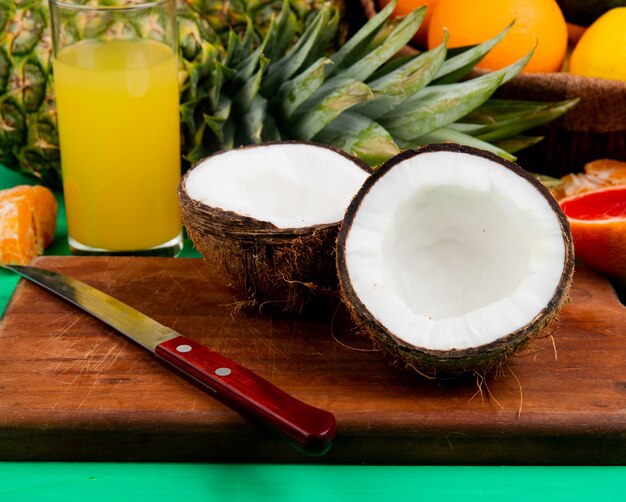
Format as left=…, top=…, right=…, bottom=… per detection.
left=0, top=256, right=625, bottom=464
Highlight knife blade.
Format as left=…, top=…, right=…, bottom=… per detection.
left=5, top=264, right=336, bottom=455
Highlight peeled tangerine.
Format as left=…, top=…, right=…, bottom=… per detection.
left=337, top=144, right=574, bottom=377
left=0, top=185, right=58, bottom=266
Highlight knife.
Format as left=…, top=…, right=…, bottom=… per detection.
left=5, top=264, right=336, bottom=455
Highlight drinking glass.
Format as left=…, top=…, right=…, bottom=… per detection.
left=49, top=0, right=183, bottom=256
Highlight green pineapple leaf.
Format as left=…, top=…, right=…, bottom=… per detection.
left=287, top=79, right=373, bottom=140
left=236, top=95, right=268, bottom=144
left=447, top=100, right=562, bottom=135
left=302, top=6, right=340, bottom=70
left=335, top=7, right=426, bottom=83
left=224, top=29, right=246, bottom=67
left=354, top=35, right=447, bottom=120
left=263, top=0, right=298, bottom=61
left=380, top=53, right=533, bottom=141
left=380, top=71, right=506, bottom=141
left=209, top=60, right=236, bottom=111
left=314, top=111, right=401, bottom=166
left=433, top=22, right=513, bottom=84
left=261, top=6, right=330, bottom=96
left=404, top=126, right=516, bottom=160
left=232, top=55, right=269, bottom=113
left=476, top=99, right=579, bottom=142
left=464, top=99, right=559, bottom=123
left=231, top=28, right=270, bottom=86
left=493, top=135, right=544, bottom=154
left=270, top=57, right=330, bottom=122
left=329, top=0, right=398, bottom=74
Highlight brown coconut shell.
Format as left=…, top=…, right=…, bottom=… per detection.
left=179, top=142, right=372, bottom=314
left=337, top=143, right=576, bottom=378
left=359, top=0, right=626, bottom=177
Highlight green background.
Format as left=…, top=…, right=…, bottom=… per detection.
left=1, top=163, right=625, bottom=500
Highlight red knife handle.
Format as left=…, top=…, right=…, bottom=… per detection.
left=155, top=335, right=336, bottom=454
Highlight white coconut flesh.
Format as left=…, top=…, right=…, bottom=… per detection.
left=184, top=143, right=369, bottom=228
left=344, top=150, right=567, bottom=352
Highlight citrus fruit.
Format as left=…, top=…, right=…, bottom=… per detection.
left=0, top=185, right=58, bottom=266
left=378, top=0, right=440, bottom=47
left=427, top=0, right=568, bottom=73
left=559, top=185, right=626, bottom=280
left=569, top=7, right=626, bottom=81
left=551, top=159, right=626, bottom=200
left=584, top=159, right=626, bottom=182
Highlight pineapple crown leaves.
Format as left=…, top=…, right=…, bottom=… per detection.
left=0, top=0, right=578, bottom=186
left=183, top=0, right=578, bottom=167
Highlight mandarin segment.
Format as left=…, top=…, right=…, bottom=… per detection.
left=0, top=197, right=38, bottom=266
left=0, top=185, right=58, bottom=265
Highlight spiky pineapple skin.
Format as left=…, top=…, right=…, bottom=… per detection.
left=0, top=0, right=59, bottom=185
left=187, top=0, right=346, bottom=37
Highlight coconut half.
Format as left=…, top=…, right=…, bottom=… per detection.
left=337, top=144, right=575, bottom=377
left=179, top=141, right=371, bottom=312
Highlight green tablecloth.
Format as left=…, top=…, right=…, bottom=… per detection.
left=1, top=163, right=624, bottom=500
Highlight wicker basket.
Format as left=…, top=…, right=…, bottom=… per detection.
left=358, top=0, right=626, bottom=177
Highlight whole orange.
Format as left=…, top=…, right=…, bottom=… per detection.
left=378, top=0, right=440, bottom=48
left=559, top=185, right=626, bottom=282
left=427, top=0, right=568, bottom=73
left=569, top=7, right=626, bottom=81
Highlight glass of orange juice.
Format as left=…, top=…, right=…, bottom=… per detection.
left=49, top=0, right=183, bottom=256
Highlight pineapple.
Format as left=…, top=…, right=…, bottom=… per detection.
left=0, top=0, right=59, bottom=184
left=0, top=0, right=576, bottom=187
left=180, top=1, right=577, bottom=167
left=0, top=0, right=332, bottom=185
left=187, top=0, right=345, bottom=39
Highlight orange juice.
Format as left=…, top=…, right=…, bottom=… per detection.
left=53, top=39, right=181, bottom=252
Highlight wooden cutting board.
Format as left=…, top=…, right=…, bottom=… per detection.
left=1, top=256, right=625, bottom=464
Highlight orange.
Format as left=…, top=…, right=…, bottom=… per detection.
left=559, top=185, right=626, bottom=281
left=0, top=185, right=58, bottom=266
left=378, top=0, right=440, bottom=48
left=427, top=0, right=568, bottom=73
left=552, top=159, right=626, bottom=200
left=570, top=7, right=626, bottom=81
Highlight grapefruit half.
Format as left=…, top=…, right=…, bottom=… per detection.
left=559, top=185, right=626, bottom=280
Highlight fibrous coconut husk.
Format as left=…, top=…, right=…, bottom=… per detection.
left=179, top=194, right=341, bottom=313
